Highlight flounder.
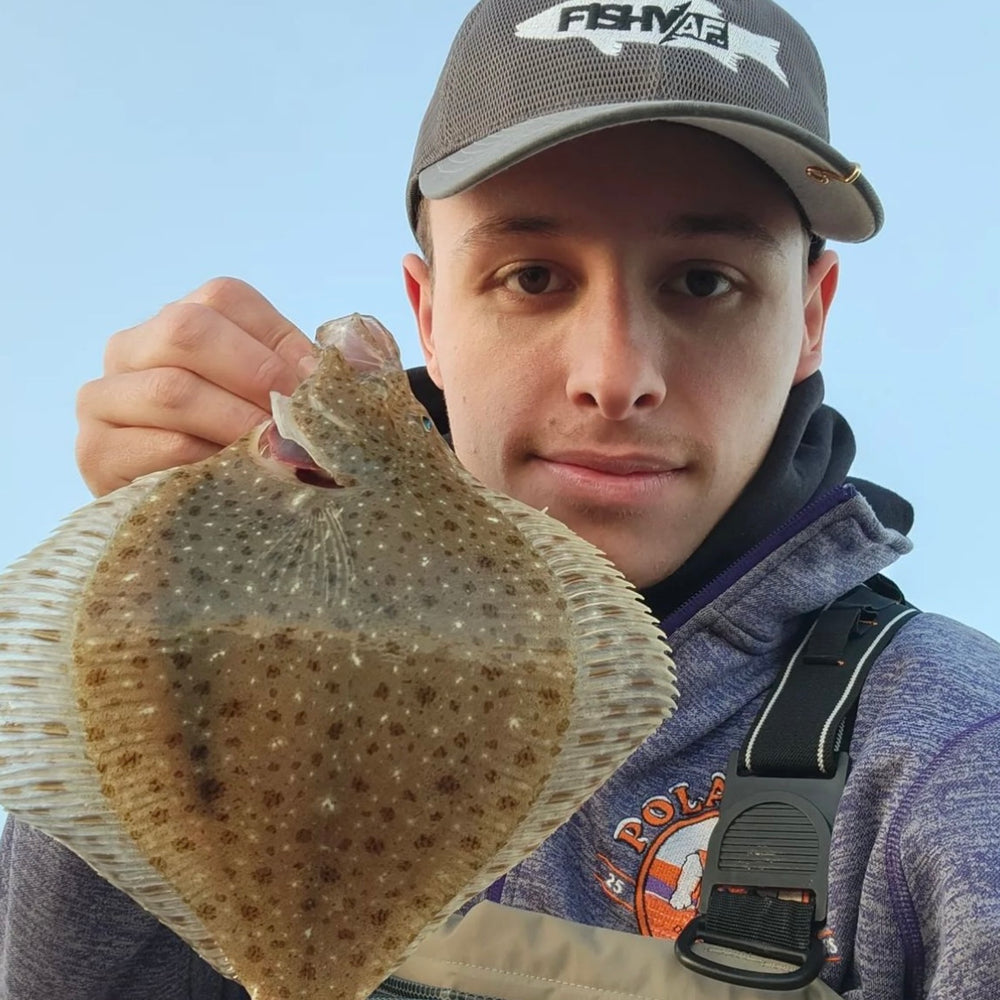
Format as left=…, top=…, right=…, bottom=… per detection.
left=0, top=315, right=676, bottom=1000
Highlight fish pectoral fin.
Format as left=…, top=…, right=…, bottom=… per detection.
left=257, top=504, right=355, bottom=609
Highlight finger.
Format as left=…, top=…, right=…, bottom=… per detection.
left=75, top=424, right=222, bottom=498
left=181, top=276, right=315, bottom=367
left=105, top=303, right=307, bottom=413
left=78, top=368, right=272, bottom=448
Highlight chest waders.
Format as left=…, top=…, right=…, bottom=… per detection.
left=373, top=579, right=918, bottom=999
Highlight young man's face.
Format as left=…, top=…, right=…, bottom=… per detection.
left=404, top=123, right=838, bottom=588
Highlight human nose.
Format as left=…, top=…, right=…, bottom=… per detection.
left=564, top=294, right=667, bottom=421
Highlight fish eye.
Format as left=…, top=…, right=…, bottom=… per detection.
left=421, top=415, right=434, bottom=432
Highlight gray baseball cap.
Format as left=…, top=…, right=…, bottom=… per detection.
left=408, top=0, right=881, bottom=242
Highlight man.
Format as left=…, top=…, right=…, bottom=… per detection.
left=2, top=1, right=999, bottom=998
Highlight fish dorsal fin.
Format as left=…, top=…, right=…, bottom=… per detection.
left=426, top=481, right=677, bottom=920
left=0, top=470, right=238, bottom=980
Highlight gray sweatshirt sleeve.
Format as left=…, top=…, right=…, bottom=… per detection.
left=833, top=615, right=1000, bottom=1000
left=0, top=816, right=248, bottom=1000
left=886, top=714, right=1000, bottom=1000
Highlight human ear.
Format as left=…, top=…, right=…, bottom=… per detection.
left=402, top=253, right=442, bottom=388
left=795, top=249, right=839, bottom=384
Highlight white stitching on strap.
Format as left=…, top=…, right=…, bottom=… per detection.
left=744, top=603, right=832, bottom=772
left=816, top=608, right=919, bottom=773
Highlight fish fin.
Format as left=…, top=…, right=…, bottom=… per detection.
left=430, top=486, right=678, bottom=922
left=253, top=501, right=356, bottom=610
left=0, top=471, right=238, bottom=981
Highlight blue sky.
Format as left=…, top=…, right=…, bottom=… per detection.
left=1, top=0, right=997, bottom=718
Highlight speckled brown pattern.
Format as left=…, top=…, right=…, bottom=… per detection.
left=0, top=315, right=677, bottom=1000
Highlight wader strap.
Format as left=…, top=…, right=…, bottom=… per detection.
left=675, top=582, right=919, bottom=990
left=383, top=901, right=841, bottom=1000
left=741, top=584, right=920, bottom=779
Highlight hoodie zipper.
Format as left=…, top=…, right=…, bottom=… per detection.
left=660, top=484, right=857, bottom=635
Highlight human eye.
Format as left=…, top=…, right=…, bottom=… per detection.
left=665, top=267, right=735, bottom=299
left=497, top=263, right=570, bottom=296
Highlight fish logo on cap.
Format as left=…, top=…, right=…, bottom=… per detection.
left=515, top=1, right=788, bottom=84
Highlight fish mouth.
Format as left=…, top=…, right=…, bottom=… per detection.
left=258, top=422, right=344, bottom=489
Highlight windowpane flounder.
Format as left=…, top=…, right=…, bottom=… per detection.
left=0, top=315, right=676, bottom=1000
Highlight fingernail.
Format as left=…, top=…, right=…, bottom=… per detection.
left=297, top=355, right=318, bottom=379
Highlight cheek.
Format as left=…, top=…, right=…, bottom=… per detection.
left=430, top=333, right=504, bottom=470
left=674, top=314, right=803, bottom=458
left=435, top=333, right=504, bottom=421
left=433, top=308, right=555, bottom=419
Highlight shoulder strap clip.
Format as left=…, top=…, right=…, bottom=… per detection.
left=676, top=582, right=919, bottom=990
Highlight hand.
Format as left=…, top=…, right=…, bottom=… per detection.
left=76, top=277, right=315, bottom=497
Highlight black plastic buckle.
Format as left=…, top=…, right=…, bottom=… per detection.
left=674, top=750, right=848, bottom=990
left=676, top=917, right=826, bottom=991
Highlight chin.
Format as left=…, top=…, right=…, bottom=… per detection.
left=615, top=559, right=680, bottom=591
left=519, top=494, right=694, bottom=588
left=567, top=530, right=684, bottom=590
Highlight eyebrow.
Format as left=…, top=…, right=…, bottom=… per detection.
left=453, top=211, right=788, bottom=259
left=658, top=213, right=788, bottom=258
left=454, top=215, right=561, bottom=256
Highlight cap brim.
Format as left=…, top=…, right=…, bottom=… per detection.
left=415, top=101, right=882, bottom=242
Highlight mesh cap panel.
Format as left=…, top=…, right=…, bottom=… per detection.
left=408, top=0, right=881, bottom=241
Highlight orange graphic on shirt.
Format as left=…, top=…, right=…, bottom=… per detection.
left=608, top=774, right=725, bottom=940
left=635, top=812, right=717, bottom=938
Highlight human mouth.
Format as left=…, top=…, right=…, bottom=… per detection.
left=535, top=451, right=685, bottom=505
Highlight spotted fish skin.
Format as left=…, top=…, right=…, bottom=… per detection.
left=0, top=315, right=677, bottom=1000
